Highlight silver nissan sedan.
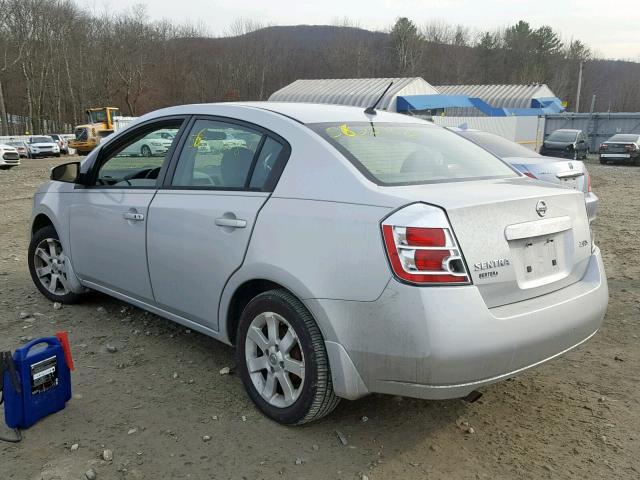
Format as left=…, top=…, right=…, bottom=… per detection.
left=28, top=102, right=609, bottom=424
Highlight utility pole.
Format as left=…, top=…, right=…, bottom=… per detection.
left=575, top=61, right=583, bottom=113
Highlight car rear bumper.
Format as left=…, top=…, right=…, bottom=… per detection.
left=309, top=247, right=608, bottom=400
left=600, top=153, right=639, bottom=162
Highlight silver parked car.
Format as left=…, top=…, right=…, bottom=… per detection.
left=29, top=103, right=608, bottom=424
left=451, top=128, right=598, bottom=222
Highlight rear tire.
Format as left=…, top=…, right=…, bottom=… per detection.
left=28, top=226, right=84, bottom=304
left=236, top=289, right=340, bottom=424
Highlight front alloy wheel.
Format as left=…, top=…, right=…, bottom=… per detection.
left=28, top=225, right=84, bottom=303
left=236, top=289, right=340, bottom=424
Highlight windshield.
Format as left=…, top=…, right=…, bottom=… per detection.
left=547, top=131, right=578, bottom=142
left=458, top=131, right=539, bottom=158
left=310, top=122, right=517, bottom=186
left=608, top=134, right=639, bottom=142
left=6, top=142, right=24, bottom=147
left=30, top=136, right=53, bottom=143
left=88, top=110, right=108, bottom=123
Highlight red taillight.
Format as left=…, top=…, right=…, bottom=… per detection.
left=382, top=223, right=470, bottom=285
left=523, top=171, right=537, bottom=179
left=587, top=171, right=592, bottom=192
left=406, top=227, right=445, bottom=247
left=414, top=249, right=449, bottom=271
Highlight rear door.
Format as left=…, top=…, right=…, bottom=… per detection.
left=146, top=117, right=290, bottom=330
left=68, top=118, right=186, bottom=301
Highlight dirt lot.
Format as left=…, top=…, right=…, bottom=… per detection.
left=1, top=156, right=639, bottom=480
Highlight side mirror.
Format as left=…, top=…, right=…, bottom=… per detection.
left=50, top=162, right=80, bottom=183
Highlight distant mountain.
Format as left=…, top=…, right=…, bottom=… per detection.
left=234, top=24, right=389, bottom=47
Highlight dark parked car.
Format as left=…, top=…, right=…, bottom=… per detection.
left=540, top=129, right=588, bottom=160
left=599, top=133, right=640, bottom=166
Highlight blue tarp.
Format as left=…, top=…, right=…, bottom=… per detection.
left=397, top=94, right=565, bottom=116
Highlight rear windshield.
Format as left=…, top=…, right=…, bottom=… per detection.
left=607, top=134, right=639, bottom=142
left=309, top=122, right=517, bottom=186
left=458, top=131, right=539, bottom=159
left=547, top=131, right=578, bottom=142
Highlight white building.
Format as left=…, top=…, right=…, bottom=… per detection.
left=268, top=77, right=439, bottom=112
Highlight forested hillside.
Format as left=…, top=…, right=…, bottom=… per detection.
left=1, top=0, right=638, bottom=134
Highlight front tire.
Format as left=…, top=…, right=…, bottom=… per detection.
left=141, top=145, right=152, bottom=157
left=236, top=289, right=340, bottom=424
left=28, top=226, right=84, bottom=304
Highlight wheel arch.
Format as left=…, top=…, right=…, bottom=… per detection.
left=32, top=213, right=55, bottom=235
left=220, top=266, right=325, bottom=346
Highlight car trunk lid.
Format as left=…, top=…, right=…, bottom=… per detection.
left=601, top=142, right=635, bottom=154
left=380, top=178, right=592, bottom=307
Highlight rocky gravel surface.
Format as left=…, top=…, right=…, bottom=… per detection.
left=1, top=156, right=639, bottom=479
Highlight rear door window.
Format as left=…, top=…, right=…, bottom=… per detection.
left=169, top=118, right=289, bottom=191
left=310, top=122, right=517, bottom=186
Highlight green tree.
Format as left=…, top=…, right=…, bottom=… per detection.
left=390, top=17, right=423, bottom=74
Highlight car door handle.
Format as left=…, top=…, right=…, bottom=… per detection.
left=215, top=218, right=247, bottom=228
left=123, top=212, right=145, bottom=221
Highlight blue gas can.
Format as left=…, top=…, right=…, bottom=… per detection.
left=2, top=337, right=72, bottom=429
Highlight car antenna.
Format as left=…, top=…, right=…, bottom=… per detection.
left=364, top=81, right=393, bottom=116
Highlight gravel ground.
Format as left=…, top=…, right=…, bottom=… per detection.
left=1, top=156, right=639, bottom=480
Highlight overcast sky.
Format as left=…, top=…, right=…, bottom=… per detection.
left=95, top=0, right=639, bottom=60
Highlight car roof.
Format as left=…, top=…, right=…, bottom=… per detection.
left=138, top=101, right=433, bottom=126
left=553, top=129, right=581, bottom=133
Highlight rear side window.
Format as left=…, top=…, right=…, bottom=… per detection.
left=309, top=122, right=517, bottom=186
left=172, top=119, right=263, bottom=188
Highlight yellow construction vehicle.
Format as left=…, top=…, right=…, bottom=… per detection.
left=68, top=107, right=121, bottom=155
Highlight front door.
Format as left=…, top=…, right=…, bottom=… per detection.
left=146, top=117, right=288, bottom=329
left=69, top=120, right=184, bottom=302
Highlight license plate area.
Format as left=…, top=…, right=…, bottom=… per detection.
left=509, top=232, right=570, bottom=289
left=558, top=177, right=579, bottom=190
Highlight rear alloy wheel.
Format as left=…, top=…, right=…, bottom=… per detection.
left=141, top=145, right=152, bottom=157
left=28, top=226, right=84, bottom=304
left=236, top=289, right=340, bottom=424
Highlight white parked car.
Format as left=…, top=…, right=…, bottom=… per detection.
left=28, top=136, right=60, bottom=158
left=120, top=129, right=175, bottom=157
left=28, top=102, right=608, bottom=424
left=0, top=144, right=21, bottom=168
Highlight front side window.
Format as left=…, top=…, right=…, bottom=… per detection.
left=171, top=119, right=264, bottom=188
left=94, top=123, right=181, bottom=187
left=310, top=122, right=517, bottom=186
